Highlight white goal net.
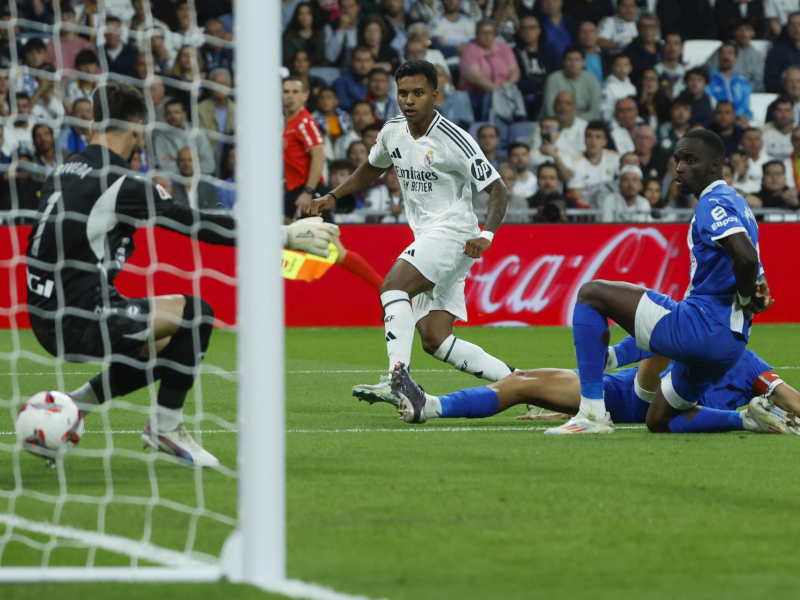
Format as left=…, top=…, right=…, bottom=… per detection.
left=0, top=0, right=283, bottom=587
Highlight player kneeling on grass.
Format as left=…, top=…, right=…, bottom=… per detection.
left=25, top=83, right=241, bottom=468
left=356, top=335, right=800, bottom=435
left=308, top=60, right=517, bottom=397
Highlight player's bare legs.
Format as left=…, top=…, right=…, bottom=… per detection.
left=139, top=294, right=186, bottom=357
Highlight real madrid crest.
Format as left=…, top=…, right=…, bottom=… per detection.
left=424, top=149, right=434, bottom=166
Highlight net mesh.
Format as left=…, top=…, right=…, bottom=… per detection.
left=0, top=0, right=238, bottom=570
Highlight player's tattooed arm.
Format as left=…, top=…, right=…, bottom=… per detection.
left=463, top=179, right=508, bottom=259
left=307, top=161, right=387, bottom=216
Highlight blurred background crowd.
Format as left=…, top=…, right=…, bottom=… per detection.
left=280, top=0, right=800, bottom=223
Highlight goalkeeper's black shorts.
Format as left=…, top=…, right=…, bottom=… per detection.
left=29, top=286, right=152, bottom=362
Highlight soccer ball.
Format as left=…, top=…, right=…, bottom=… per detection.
left=15, top=391, right=84, bottom=459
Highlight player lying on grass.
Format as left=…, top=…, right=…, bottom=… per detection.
left=355, top=336, right=800, bottom=434
left=307, top=60, right=517, bottom=397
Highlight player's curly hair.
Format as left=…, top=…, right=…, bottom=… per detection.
left=92, top=83, right=147, bottom=131
left=395, top=60, right=438, bottom=90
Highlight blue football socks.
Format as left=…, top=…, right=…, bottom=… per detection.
left=439, top=386, right=499, bottom=419
left=573, top=303, right=609, bottom=417
left=611, top=335, right=655, bottom=369
left=668, top=407, right=745, bottom=433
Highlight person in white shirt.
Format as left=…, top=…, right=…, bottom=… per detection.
left=507, top=142, right=539, bottom=200
left=366, top=165, right=407, bottom=223
left=601, top=54, right=637, bottom=123
left=568, top=121, right=621, bottom=207
left=597, top=0, right=638, bottom=55
left=3, top=94, right=36, bottom=158
left=762, top=95, right=795, bottom=161
left=600, top=165, right=651, bottom=222
left=29, top=64, right=65, bottom=124
left=432, top=0, right=476, bottom=65
left=529, top=117, right=575, bottom=181
left=495, top=164, right=530, bottom=223
left=406, top=24, right=449, bottom=72
left=766, top=0, right=800, bottom=38
left=530, top=91, right=588, bottom=157
left=609, top=96, right=641, bottom=155
left=654, top=33, right=687, bottom=99
left=740, top=127, right=775, bottom=194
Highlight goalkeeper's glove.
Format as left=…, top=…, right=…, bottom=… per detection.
left=283, top=217, right=340, bottom=258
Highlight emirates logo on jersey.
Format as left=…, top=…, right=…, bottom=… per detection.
left=424, top=149, right=434, bottom=166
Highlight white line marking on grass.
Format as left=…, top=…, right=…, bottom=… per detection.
left=264, top=580, right=390, bottom=600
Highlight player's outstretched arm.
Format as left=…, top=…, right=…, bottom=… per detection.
left=718, top=232, right=772, bottom=314
left=464, top=179, right=508, bottom=259
left=307, top=161, right=387, bottom=216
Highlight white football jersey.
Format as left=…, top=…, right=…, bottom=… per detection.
left=368, top=112, right=500, bottom=238
left=567, top=150, right=621, bottom=207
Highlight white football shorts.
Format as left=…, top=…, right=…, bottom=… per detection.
left=398, top=228, right=477, bottom=324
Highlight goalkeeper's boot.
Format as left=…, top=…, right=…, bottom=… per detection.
left=744, top=396, right=800, bottom=435
left=352, top=374, right=398, bottom=407
left=543, top=411, right=614, bottom=435
left=393, top=362, right=429, bottom=424
left=141, top=420, right=220, bottom=467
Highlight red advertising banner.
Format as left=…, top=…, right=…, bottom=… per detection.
left=1, top=223, right=797, bottom=329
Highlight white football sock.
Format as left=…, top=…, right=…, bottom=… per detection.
left=579, top=396, right=606, bottom=420
left=154, top=405, right=184, bottom=434
left=433, top=334, right=513, bottom=382
left=423, top=394, right=442, bottom=419
left=634, top=377, right=656, bottom=403
left=70, top=382, right=99, bottom=414
left=381, top=290, right=415, bottom=371
left=605, top=346, right=618, bottom=371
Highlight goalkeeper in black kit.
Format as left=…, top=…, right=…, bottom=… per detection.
left=25, top=83, right=236, bottom=467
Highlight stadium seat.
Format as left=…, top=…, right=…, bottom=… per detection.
left=683, top=40, right=723, bottom=69
left=750, top=40, right=772, bottom=56
left=509, top=121, right=536, bottom=145
left=750, top=93, right=779, bottom=127
left=469, top=121, right=510, bottom=152
left=309, top=67, right=341, bottom=87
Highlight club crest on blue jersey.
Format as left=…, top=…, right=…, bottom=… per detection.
left=424, top=149, right=434, bottom=166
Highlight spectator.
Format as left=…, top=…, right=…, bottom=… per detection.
left=366, top=68, right=401, bottom=122
left=679, top=67, right=716, bottom=127
left=283, top=2, right=326, bottom=68
left=313, top=88, right=351, bottom=157
left=567, top=120, right=620, bottom=206
left=657, top=97, right=691, bottom=157
left=529, top=162, right=577, bottom=222
left=539, top=46, right=601, bottom=121
left=767, top=0, right=800, bottom=38
left=332, top=47, right=374, bottom=112
left=167, top=0, right=207, bottom=52
left=432, top=64, right=474, bottom=128
left=705, top=22, right=766, bottom=93
left=147, top=77, right=170, bottom=124
left=408, top=0, right=444, bottom=25
left=729, top=149, right=752, bottom=193
left=32, top=124, right=61, bottom=180
left=577, top=20, right=604, bottom=84
left=155, top=99, right=216, bottom=175
left=30, top=64, right=65, bottom=122
left=623, top=12, right=663, bottom=82
left=643, top=177, right=661, bottom=209
left=131, top=0, right=172, bottom=49
left=198, top=68, right=235, bottom=165
left=765, top=12, right=800, bottom=93
left=0, top=71, right=9, bottom=117
left=459, top=19, right=519, bottom=118
left=432, top=0, right=476, bottom=63
left=539, top=0, right=578, bottom=61
left=514, top=15, right=559, bottom=120
left=201, top=19, right=234, bottom=73
left=3, top=94, right=35, bottom=158
left=404, top=26, right=448, bottom=72
left=171, top=147, right=218, bottom=209
left=748, top=160, right=799, bottom=209
left=609, top=96, right=640, bottom=154
left=358, top=14, right=401, bottom=74
left=763, top=94, right=795, bottom=160
left=654, top=33, right=687, bottom=100
left=324, top=0, right=361, bottom=68
left=334, top=100, right=375, bottom=158
left=64, top=50, right=100, bottom=112
left=634, top=125, right=664, bottom=179
left=56, top=98, right=92, bottom=155
left=103, top=15, right=139, bottom=77
left=289, top=50, right=326, bottom=113
left=564, top=0, right=614, bottom=26
left=383, top=0, right=410, bottom=55
left=779, top=66, right=800, bottom=122
left=217, top=145, right=237, bottom=210
left=714, top=0, right=766, bottom=41
left=708, top=100, right=745, bottom=157
left=491, top=164, right=530, bottom=223
left=366, top=166, right=405, bottom=223
left=45, top=4, right=99, bottom=71
left=783, top=126, right=800, bottom=187
left=533, top=91, right=588, bottom=156
left=706, top=43, right=753, bottom=123
left=508, top=142, right=539, bottom=200
left=361, top=123, right=381, bottom=148
left=477, top=124, right=505, bottom=168
left=597, top=0, right=638, bottom=56
left=326, top=159, right=359, bottom=213
left=601, top=54, right=636, bottom=123
left=531, top=116, right=575, bottom=181
left=169, top=45, right=207, bottom=89
left=19, top=38, right=46, bottom=97
left=346, top=139, right=369, bottom=167
left=740, top=127, right=775, bottom=193
left=147, top=28, right=175, bottom=74
left=600, top=165, right=650, bottom=222
left=657, top=0, right=717, bottom=42
left=637, top=68, right=670, bottom=129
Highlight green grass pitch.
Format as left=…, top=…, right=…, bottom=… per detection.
left=2, top=324, right=800, bottom=599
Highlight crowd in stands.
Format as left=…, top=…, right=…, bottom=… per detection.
left=0, top=0, right=236, bottom=221
left=281, top=0, right=800, bottom=223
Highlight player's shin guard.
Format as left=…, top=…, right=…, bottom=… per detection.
left=438, top=386, right=499, bottom=418
left=573, top=303, right=609, bottom=419
left=381, top=290, right=414, bottom=370
left=433, top=334, right=513, bottom=382
left=609, top=335, right=655, bottom=370
left=668, top=407, right=745, bottom=433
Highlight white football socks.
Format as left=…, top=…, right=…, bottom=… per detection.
left=381, top=290, right=415, bottom=371
left=154, top=405, right=184, bottom=434
left=433, top=334, right=513, bottom=382
left=579, top=396, right=606, bottom=420
left=70, top=382, right=100, bottom=414
left=423, top=394, right=442, bottom=419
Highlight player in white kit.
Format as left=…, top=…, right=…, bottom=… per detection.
left=307, top=60, right=515, bottom=396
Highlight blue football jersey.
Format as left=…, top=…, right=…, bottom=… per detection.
left=698, top=350, right=773, bottom=411
left=684, top=180, right=762, bottom=338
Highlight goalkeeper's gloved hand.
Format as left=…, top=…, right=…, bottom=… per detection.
left=284, top=217, right=340, bottom=258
